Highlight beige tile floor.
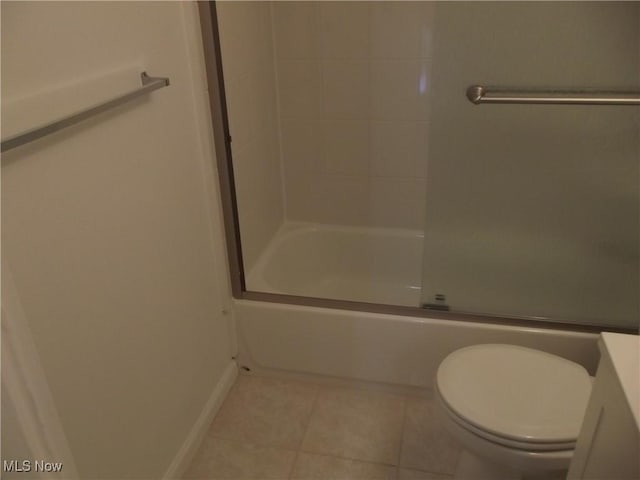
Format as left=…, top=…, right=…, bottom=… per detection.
left=183, top=374, right=461, bottom=480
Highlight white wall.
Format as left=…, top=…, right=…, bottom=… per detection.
left=216, top=2, right=284, bottom=271
left=2, top=2, right=234, bottom=478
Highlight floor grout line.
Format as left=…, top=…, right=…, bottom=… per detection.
left=292, top=382, right=413, bottom=470
left=207, top=431, right=302, bottom=453
left=287, top=382, right=323, bottom=479
left=207, top=433, right=299, bottom=453
left=396, top=393, right=410, bottom=479
left=287, top=449, right=301, bottom=480
left=295, top=448, right=402, bottom=468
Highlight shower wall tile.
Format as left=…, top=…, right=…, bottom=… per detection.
left=226, top=2, right=274, bottom=76
left=419, top=3, right=436, bottom=59
left=322, top=120, right=370, bottom=176
left=316, top=175, right=370, bottom=226
left=286, top=172, right=370, bottom=227
left=273, top=2, right=435, bottom=230
left=233, top=128, right=284, bottom=268
left=278, top=61, right=323, bottom=119
left=370, top=61, right=431, bottom=121
left=224, top=73, right=256, bottom=149
left=370, top=2, right=426, bottom=59
left=273, top=2, right=319, bottom=59
left=281, top=119, right=324, bottom=174
left=371, top=121, right=420, bottom=178
left=215, top=2, right=257, bottom=78
left=319, top=2, right=370, bottom=59
left=285, top=161, right=427, bottom=232
left=322, top=61, right=370, bottom=119
left=370, top=121, right=431, bottom=179
left=254, top=62, right=280, bottom=132
left=369, top=178, right=427, bottom=230
left=415, top=122, right=431, bottom=179
left=251, top=3, right=279, bottom=68
left=371, top=2, right=435, bottom=60
left=225, top=71, right=279, bottom=151
left=284, top=172, right=319, bottom=222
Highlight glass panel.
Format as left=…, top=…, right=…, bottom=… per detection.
left=215, top=1, right=639, bottom=328
left=216, top=1, right=433, bottom=307
left=420, top=2, right=640, bottom=328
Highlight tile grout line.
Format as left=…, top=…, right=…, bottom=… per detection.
left=402, top=394, right=458, bottom=479
left=295, top=448, right=402, bottom=470
left=287, top=382, right=323, bottom=480
left=292, top=385, right=409, bottom=472
left=395, top=393, right=410, bottom=479
left=293, top=385, right=411, bottom=472
left=206, top=433, right=299, bottom=454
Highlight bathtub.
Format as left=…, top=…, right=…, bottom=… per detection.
left=235, top=222, right=600, bottom=388
left=245, top=222, right=424, bottom=307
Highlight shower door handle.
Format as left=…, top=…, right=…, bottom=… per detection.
left=466, top=85, right=640, bottom=106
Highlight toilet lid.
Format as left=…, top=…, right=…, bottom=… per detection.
left=436, top=344, right=592, bottom=444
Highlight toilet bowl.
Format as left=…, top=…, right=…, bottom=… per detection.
left=435, top=344, right=592, bottom=480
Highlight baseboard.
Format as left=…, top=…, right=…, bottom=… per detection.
left=163, top=360, right=238, bottom=479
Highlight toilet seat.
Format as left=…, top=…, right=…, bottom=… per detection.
left=437, top=396, right=575, bottom=477
left=437, top=388, right=576, bottom=451
left=436, top=344, right=592, bottom=448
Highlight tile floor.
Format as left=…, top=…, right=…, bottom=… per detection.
left=183, top=374, right=461, bottom=479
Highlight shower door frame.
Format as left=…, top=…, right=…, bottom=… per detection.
left=197, top=1, right=634, bottom=335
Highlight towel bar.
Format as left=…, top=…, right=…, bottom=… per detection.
left=1, top=72, right=170, bottom=153
left=466, top=85, right=640, bottom=106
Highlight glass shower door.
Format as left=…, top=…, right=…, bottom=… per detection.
left=420, top=2, right=640, bottom=328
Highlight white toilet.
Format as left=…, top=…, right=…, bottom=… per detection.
left=435, top=344, right=592, bottom=480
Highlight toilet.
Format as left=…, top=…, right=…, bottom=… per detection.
left=435, top=344, right=592, bottom=480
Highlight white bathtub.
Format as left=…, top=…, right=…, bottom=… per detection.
left=236, top=222, right=600, bottom=388
left=246, top=222, right=424, bottom=307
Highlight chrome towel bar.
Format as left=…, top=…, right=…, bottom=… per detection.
left=466, top=85, right=640, bottom=106
left=1, top=72, right=170, bottom=153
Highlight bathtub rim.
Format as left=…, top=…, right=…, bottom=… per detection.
left=239, top=290, right=635, bottom=335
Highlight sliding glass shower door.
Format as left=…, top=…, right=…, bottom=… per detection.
left=212, top=1, right=638, bottom=329
left=420, top=2, right=640, bottom=328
